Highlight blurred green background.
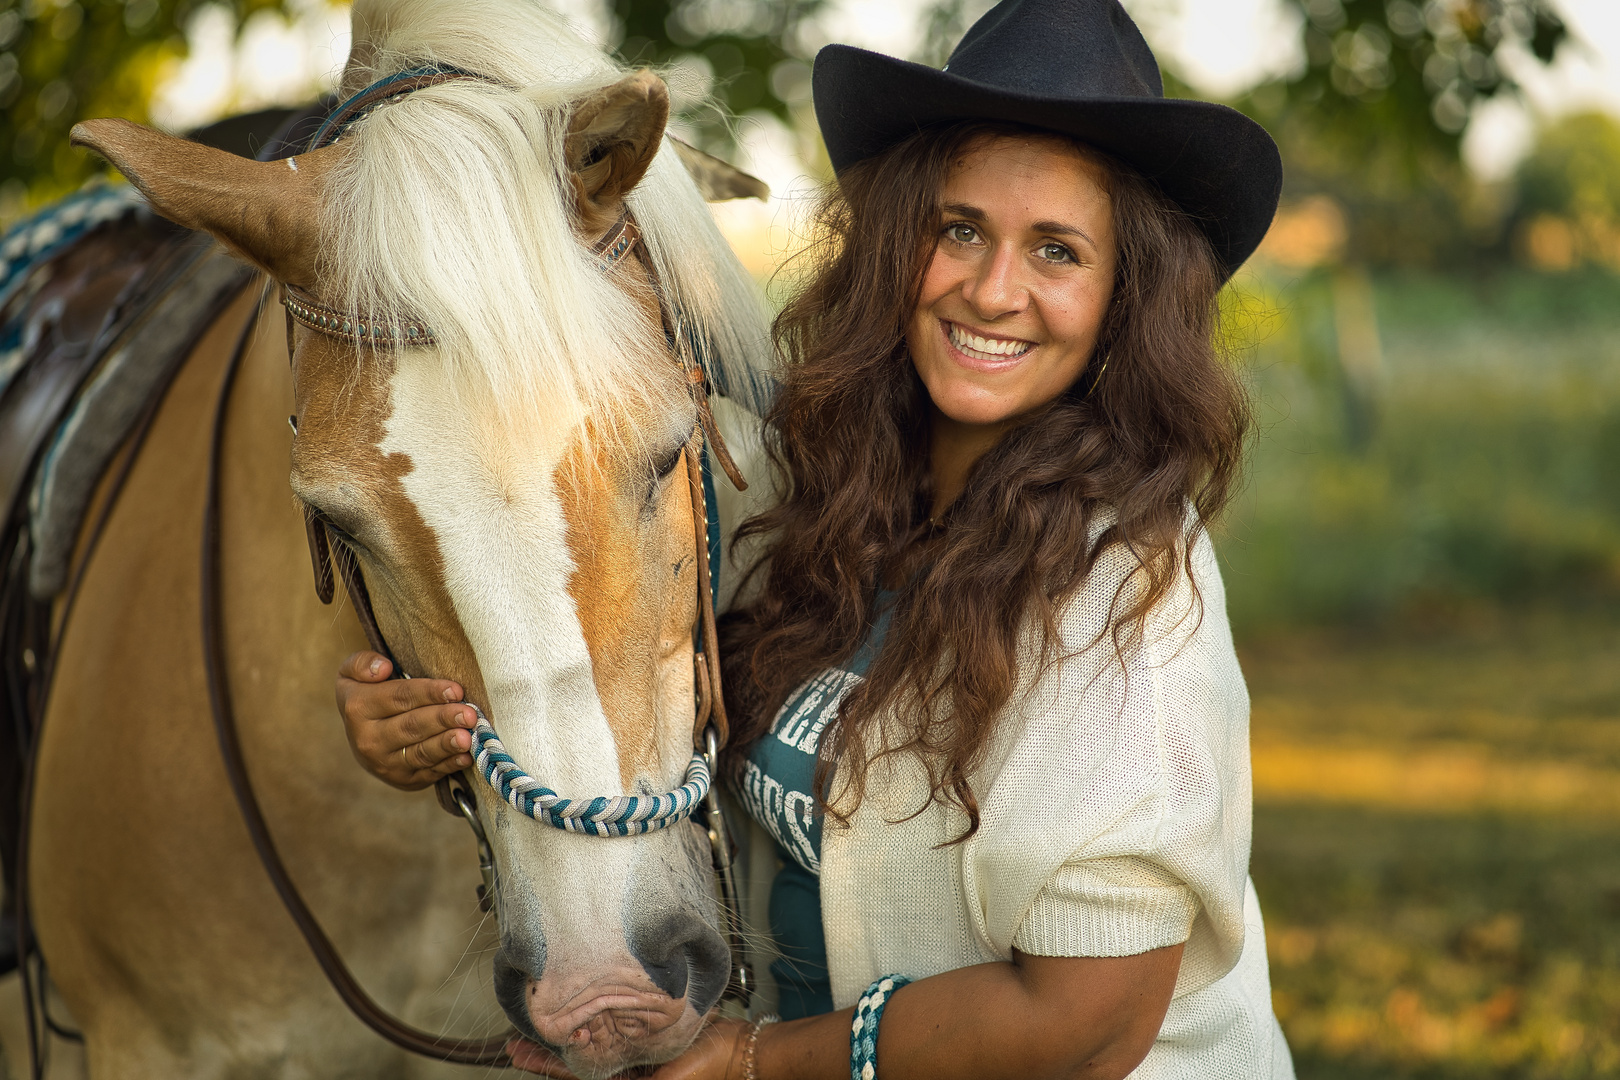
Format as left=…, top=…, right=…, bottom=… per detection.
left=4, top=0, right=1618, bottom=1075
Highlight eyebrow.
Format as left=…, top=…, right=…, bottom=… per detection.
left=941, top=202, right=1097, bottom=250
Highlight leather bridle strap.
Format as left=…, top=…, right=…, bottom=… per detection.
left=203, top=295, right=513, bottom=1066
left=686, top=424, right=729, bottom=745
left=306, top=66, right=486, bottom=152
left=683, top=437, right=750, bottom=1002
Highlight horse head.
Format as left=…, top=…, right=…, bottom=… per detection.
left=70, top=4, right=770, bottom=1074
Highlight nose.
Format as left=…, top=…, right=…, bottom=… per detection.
left=962, top=243, right=1029, bottom=321
left=630, top=911, right=730, bottom=1012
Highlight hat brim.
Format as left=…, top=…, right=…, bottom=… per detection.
left=812, top=44, right=1282, bottom=278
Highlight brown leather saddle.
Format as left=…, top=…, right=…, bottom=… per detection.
left=0, top=105, right=322, bottom=978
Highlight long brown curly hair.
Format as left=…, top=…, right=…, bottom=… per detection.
left=719, top=121, right=1248, bottom=840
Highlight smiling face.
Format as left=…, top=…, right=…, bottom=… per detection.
left=907, top=132, right=1118, bottom=430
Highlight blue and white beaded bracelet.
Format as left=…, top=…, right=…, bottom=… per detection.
left=850, top=974, right=911, bottom=1080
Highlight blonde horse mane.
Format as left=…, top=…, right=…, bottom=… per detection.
left=322, top=0, right=774, bottom=433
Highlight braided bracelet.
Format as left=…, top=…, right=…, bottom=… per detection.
left=849, top=974, right=910, bottom=1080
left=741, top=1014, right=779, bottom=1080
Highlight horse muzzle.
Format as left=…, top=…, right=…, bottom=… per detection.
left=494, top=916, right=728, bottom=1077
left=536, top=980, right=693, bottom=1051
left=502, top=974, right=707, bottom=1078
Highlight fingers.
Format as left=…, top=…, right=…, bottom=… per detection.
left=506, top=1039, right=580, bottom=1078
left=335, top=652, right=477, bottom=791
left=338, top=670, right=466, bottom=723
left=426, top=721, right=477, bottom=763
left=643, top=1019, right=746, bottom=1080
left=505, top=1023, right=742, bottom=1079
left=348, top=706, right=477, bottom=790
left=396, top=721, right=476, bottom=769
left=393, top=703, right=479, bottom=748
left=338, top=650, right=392, bottom=682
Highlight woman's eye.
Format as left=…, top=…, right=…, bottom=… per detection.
left=1038, top=242, right=1076, bottom=263
left=945, top=223, right=979, bottom=245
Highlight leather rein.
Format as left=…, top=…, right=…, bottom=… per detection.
left=203, top=68, right=752, bottom=1069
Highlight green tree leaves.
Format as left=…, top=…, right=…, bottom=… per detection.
left=1, top=0, right=826, bottom=222
left=605, top=0, right=822, bottom=150
left=1, top=0, right=288, bottom=217
left=1239, top=0, right=1571, bottom=267
left=1512, top=111, right=1620, bottom=271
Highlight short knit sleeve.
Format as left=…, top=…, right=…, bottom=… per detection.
left=957, top=524, right=1253, bottom=998
left=1012, top=855, right=1198, bottom=958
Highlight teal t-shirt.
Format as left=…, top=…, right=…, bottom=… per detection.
left=736, top=593, right=896, bottom=1019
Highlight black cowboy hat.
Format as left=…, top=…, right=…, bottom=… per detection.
left=812, top=0, right=1282, bottom=278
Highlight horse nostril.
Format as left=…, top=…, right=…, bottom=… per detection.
left=630, top=913, right=729, bottom=1008
left=494, top=946, right=546, bottom=1044
left=633, top=926, right=688, bottom=1000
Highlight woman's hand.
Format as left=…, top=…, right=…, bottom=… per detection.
left=506, top=1039, right=581, bottom=1078
left=506, top=1021, right=747, bottom=1080
left=644, top=1019, right=748, bottom=1080
left=335, top=650, right=476, bottom=790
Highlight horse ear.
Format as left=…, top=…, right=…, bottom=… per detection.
left=70, top=118, right=336, bottom=286
left=667, top=137, right=769, bottom=202
left=566, top=71, right=669, bottom=234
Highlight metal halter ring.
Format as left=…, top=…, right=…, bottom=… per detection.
left=451, top=785, right=497, bottom=913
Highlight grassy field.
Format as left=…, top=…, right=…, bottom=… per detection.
left=1243, top=617, right=1620, bottom=1078
left=1220, top=268, right=1620, bottom=1078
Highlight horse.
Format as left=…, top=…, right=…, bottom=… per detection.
left=16, top=0, right=774, bottom=1075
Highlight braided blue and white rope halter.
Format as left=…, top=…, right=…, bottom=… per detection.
left=468, top=704, right=710, bottom=836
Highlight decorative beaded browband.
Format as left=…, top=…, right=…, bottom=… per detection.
left=283, top=288, right=438, bottom=346
left=283, top=215, right=641, bottom=349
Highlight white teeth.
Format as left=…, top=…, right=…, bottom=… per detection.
left=948, top=323, right=1032, bottom=360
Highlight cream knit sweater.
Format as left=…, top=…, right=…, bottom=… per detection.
left=712, top=398, right=1294, bottom=1079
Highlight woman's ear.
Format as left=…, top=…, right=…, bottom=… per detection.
left=565, top=71, right=670, bottom=235
left=70, top=118, right=343, bottom=287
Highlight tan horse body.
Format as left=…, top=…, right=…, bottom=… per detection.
left=15, top=0, right=774, bottom=1076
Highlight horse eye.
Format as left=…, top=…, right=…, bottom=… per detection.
left=308, top=503, right=366, bottom=552
left=327, top=520, right=359, bottom=547
left=652, top=445, right=685, bottom=482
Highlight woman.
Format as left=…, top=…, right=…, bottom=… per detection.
left=336, top=1, right=1291, bottom=1077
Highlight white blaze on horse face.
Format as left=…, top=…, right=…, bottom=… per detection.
left=379, top=349, right=718, bottom=1070
left=380, top=366, right=608, bottom=789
